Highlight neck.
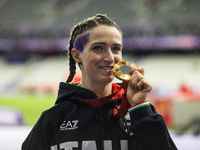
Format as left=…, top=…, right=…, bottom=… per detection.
left=81, top=81, right=113, bottom=98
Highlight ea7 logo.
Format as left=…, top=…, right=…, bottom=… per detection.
left=60, top=120, right=78, bottom=131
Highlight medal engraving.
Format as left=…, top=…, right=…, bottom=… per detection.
left=120, top=65, right=132, bottom=74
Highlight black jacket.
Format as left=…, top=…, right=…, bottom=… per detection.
left=22, top=82, right=178, bottom=150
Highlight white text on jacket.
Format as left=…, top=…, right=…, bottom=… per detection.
left=51, top=140, right=128, bottom=150
left=60, top=120, right=78, bottom=130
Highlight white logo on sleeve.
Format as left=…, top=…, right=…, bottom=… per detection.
left=60, top=120, right=79, bottom=130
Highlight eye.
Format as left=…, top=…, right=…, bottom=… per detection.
left=113, top=46, right=122, bottom=51
left=93, top=46, right=103, bottom=50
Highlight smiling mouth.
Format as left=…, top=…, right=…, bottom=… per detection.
left=100, top=66, right=113, bottom=71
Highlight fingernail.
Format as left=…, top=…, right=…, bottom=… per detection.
left=131, top=70, right=134, bottom=73
left=130, top=82, right=132, bottom=87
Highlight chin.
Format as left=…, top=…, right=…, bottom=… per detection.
left=101, top=76, right=114, bottom=84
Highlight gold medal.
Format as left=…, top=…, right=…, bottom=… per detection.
left=113, top=61, right=137, bottom=81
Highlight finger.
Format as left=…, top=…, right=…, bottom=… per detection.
left=136, top=79, right=145, bottom=91
left=137, top=78, right=153, bottom=91
left=130, top=74, right=144, bottom=90
left=130, top=67, right=145, bottom=76
left=129, top=70, right=144, bottom=90
left=131, top=76, right=144, bottom=90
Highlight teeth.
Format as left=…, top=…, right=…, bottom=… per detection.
left=101, top=67, right=113, bottom=70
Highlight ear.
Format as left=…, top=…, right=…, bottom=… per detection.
left=71, top=48, right=82, bottom=64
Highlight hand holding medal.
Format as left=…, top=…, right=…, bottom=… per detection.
left=113, top=61, right=152, bottom=106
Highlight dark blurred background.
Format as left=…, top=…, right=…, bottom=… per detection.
left=1, top=0, right=200, bottom=54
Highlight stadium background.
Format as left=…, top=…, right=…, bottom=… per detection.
left=0, top=0, right=200, bottom=149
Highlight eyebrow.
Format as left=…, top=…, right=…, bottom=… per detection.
left=91, top=42, right=122, bottom=46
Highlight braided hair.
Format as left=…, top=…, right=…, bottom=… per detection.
left=66, top=14, right=122, bottom=83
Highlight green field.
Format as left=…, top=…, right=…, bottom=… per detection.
left=0, top=92, right=187, bottom=134
left=0, top=93, right=56, bottom=125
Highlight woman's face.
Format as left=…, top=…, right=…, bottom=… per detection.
left=79, top=25, right=122, bottom=85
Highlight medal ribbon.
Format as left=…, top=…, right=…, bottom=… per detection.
left=79, top=81, right=130, bottom=118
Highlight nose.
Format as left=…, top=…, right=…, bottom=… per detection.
left=104, top=49, right=115, bottom=63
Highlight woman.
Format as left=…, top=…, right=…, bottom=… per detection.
left=22, top=14, right=177, bottom=150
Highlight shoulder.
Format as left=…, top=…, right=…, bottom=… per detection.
left=43, top=101, right=77, bottom=117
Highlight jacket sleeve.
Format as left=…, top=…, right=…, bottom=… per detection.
left=129, top=102, right=178, bottom=150
left=21, top=111, right=55, bottom=150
